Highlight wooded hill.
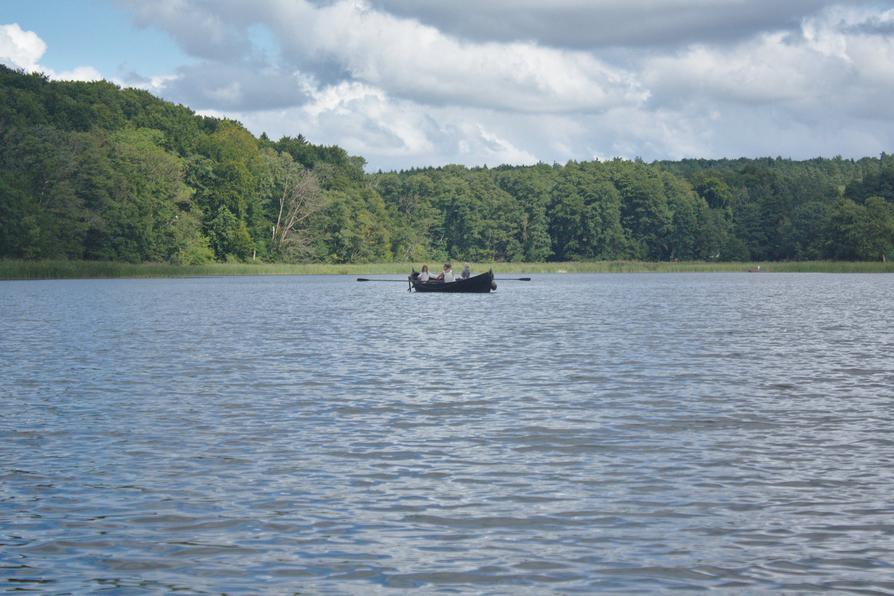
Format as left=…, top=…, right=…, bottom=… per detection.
left=2, top=65, right=892, bottom=264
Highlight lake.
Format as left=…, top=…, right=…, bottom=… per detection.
left=1, top=273, right=893, bottom=593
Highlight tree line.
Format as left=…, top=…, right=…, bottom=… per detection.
left=2, top=65, right=892, bottom=264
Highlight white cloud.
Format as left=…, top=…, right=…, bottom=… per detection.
left=462, top=123, right=539, bottom=165
left=1, top=23, right=103, bottom=82
left=641, top=5, right=894, bottom=120
left=111, top=71, right=182, bottom=96
left=825, top=7, right=894, bottom=88
left=0, top=23, right=46, bottom=70
left=50, top=65, right=104, bottom=82
left=643, top=34, right=832, bottom=106
left=270, top=0, right=647, bottom=113
left=216, top=79, right=542, bottom=169
left=129, top=0, right=648, bottom=114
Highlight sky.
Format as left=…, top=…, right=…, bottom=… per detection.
left=2, top=0, right=894, bottom=171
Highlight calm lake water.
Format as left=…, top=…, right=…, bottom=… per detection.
left=1, top=273, right=893, bottom=593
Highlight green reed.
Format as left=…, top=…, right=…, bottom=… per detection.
left=1, top=259, right=892, bottom=280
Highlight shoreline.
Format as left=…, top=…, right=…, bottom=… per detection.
left=2, top=260, right=892, bottom=280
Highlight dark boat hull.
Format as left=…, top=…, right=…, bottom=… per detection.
left=410, top=270, right=495, bottom=293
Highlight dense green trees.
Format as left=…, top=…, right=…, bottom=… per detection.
left=827, top=197, right=894, bottom=261
left=1, top=65, right=892, bottom=264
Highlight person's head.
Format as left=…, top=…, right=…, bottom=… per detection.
left=421, top=264, right=428, bottom=272
left=463, top=263, right=470, bottom=271
left=444, top=263, right=452, bottom=271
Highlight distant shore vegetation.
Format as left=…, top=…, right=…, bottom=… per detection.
left=2, top=65, right=893, bottom=270
left=2, top=260, right=892, bottom=280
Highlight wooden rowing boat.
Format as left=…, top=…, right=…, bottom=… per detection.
left=409, top=269, right=496, bottom=293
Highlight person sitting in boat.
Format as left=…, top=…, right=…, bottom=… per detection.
left=417, top=264, right=432, bottom=283
left=461, top=264, right=471, bottom=279
left=434, top=263, right=455, bottom=282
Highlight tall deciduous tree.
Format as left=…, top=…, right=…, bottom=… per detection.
left=266, top=150, right=325, bottom=259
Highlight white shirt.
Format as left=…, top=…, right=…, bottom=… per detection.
left=418, top=271, right=430, bottom=282
left=443, top=269, right=455, bottom=282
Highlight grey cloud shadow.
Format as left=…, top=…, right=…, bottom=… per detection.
left=369, top=0, right=840, bottom=49
left=161, top=61, right=310, bottom=111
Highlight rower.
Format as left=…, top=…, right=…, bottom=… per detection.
left=435, top=263, right=455, bottom=282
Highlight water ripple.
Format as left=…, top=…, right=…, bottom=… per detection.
left=1, top=273, right=893, bottom=593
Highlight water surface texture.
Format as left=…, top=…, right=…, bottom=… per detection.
left=2, top=273, right=893, bottom=593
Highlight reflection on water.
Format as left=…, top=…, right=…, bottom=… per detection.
left=1, top=273, right=893, bottom=593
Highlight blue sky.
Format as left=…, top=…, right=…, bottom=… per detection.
left=2, top=1, right=894, bottom=170
left=2, top=0, right=190, bottom=76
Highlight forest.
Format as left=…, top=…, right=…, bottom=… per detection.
left=2, top=65, right=893, bottom=264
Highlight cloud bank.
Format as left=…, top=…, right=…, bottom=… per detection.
left=14, top=1, right=894, bottom=169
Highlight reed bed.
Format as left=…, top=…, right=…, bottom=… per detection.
left=2, top=259, right=892, bottom=280
left=484, top=260, right=894, bottom=273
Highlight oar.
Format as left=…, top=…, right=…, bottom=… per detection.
left=357, top=276, right=531, bottom=281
